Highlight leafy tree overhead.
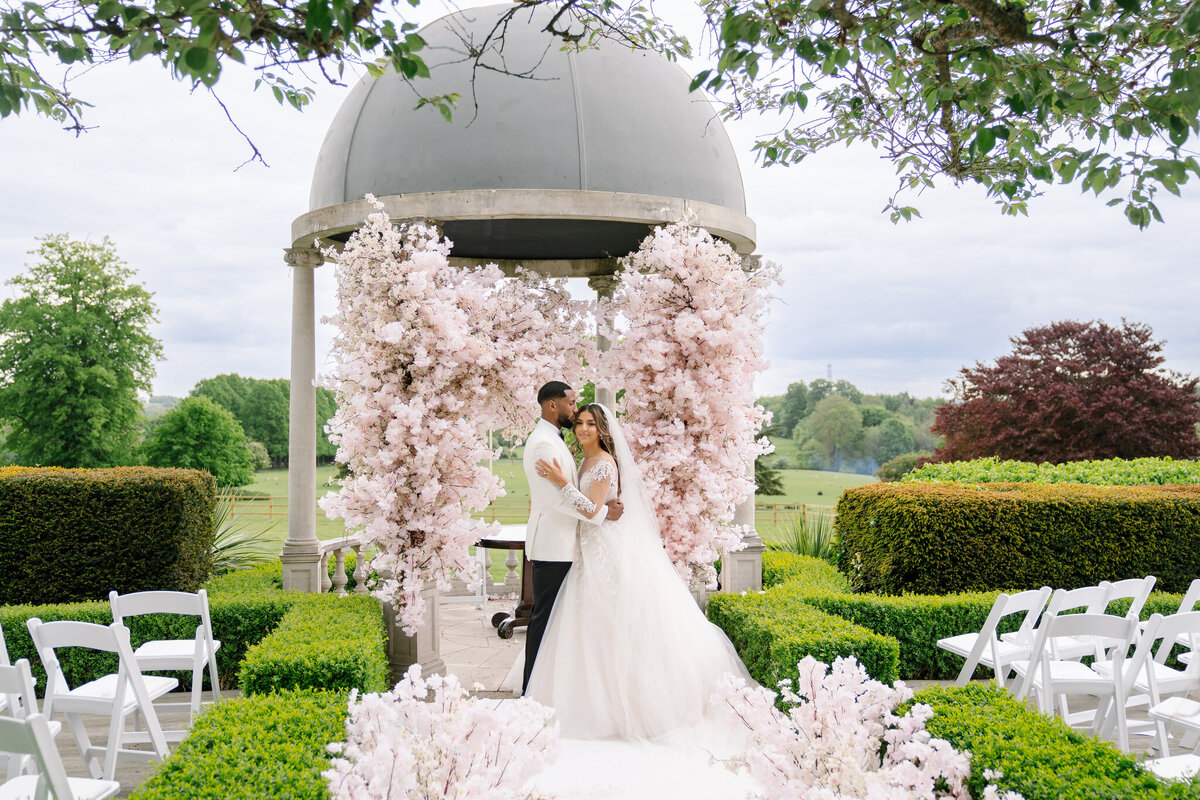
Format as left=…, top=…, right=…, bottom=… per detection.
left=932, top=319, right=1200, bottom=463
left=142, top=396, right=255, bottom=487
left=6, top=0, right=1194, bottom=224
left=0, top=235, right=161, bottom=467
left=701, top=0, right=1200, bottom=226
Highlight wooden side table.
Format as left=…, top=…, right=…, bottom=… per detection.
left=476, top=524, right=532, bottom=639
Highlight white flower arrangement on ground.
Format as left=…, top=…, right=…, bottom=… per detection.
left=713, top=656, right=1024, bottom=800
left=324, top=666, right=558, bottom=800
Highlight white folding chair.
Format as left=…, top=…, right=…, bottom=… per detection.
left=937, top=587, right=1052, bottom=687
left=109, top=589, right=222, bottom=724
left=1094, top=612, right=1200, bottom=752
left=1008, top=584, right=1113, bottom=662
left=1010, top=612, right=1138, bottom=750
left=1105, top=576, right=1157, bottom=621
left=0, top=714, right=119, bottom=800
left=0, top=660, right=62, bottom=781
left=26, top=618, right=176, bottom=781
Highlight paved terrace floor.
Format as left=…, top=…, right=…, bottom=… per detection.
left=50, top=597, right=1179, bottom=797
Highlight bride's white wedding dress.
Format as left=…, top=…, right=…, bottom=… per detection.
left=507, top=405, right=753, bottom=744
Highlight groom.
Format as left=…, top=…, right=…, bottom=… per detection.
left=522, top=381, right=623, bottom=692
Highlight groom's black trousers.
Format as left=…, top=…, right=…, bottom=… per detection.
left=524, top=559, right=572, bottom=693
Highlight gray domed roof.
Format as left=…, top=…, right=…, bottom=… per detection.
left=306, top=4, right=748, bottom=260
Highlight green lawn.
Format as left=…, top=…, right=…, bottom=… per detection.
left=226, top=457, right=875, bottom=582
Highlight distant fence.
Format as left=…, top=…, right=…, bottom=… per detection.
left=220, top=494, right=835, bottom=530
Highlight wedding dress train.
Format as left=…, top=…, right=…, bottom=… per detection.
left=506, top=405, right=754, bottom=744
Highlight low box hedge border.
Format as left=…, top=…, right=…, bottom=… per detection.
left=0, top=561, right=386, bottom=695
left=914, top=683, right=1200, bottom=800
left=239, top=593, right=389, bottom=695
left=129, top=688, right=348, bottom=800
left=727, top=552, right=1189, bottom=681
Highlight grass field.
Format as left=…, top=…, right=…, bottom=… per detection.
left=224, top=456, right=876, bottom=581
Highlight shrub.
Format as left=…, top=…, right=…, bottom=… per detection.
left=142, top=396, right=256, bottom=488
left=905, top=455, right=1200, bottom=485
left=708, top=588, right=900, bottom=686
left=765, top=508, right=839, bottom=562
left=1, top=563, right=292, bottom=691
left=875, top=451, right=930, bottom=482
left=838, top=482, right=1200, bottom=594
left=239, top=593, right=388, bottom=695
left=130, top=688, right=347, bottom=800
left=209, top=497, right=277, bottom=574
left=915, top=683, right=1200, bottom=799
left=0, top=466, right=216, bottom=605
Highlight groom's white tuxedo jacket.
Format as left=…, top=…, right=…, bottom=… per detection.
left=524, top=418, right=607, bottom=562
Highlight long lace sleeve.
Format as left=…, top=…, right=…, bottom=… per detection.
left=560, top=483, right=598, bottom=516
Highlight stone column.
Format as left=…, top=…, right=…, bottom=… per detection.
left=280, top=246, right=324, bottom=592
left=587, top=272, right=618, bottom=408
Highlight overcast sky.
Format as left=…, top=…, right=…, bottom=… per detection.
left=1, top=0, right=1197, bottom=403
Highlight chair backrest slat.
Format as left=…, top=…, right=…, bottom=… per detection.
left=0, top=714, right=76, bottom=798
left=110, top=590, right=207, bottom=621
left=1101, top=576, right=1157, bottom=619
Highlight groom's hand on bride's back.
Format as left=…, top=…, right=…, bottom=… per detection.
left=606, top=498, right=624, bottom=521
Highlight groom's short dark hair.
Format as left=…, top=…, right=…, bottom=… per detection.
left=537, top=381, right=571, bottom=405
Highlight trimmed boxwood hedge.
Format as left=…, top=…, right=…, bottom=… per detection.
left=129, top=688, right=348, bottom=800
left=239, top=593, right=388, bottom=695
left=0, top=562, right=385, bottom=694
left=0, top=466, right=217, bottom=605
left=915, top=684, right=1200, bottom=799
left=838, top=482, right=1200, bottom=595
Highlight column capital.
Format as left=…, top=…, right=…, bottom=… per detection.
left=741, top=254, right=763, bottom=271
left=283, top=247, right=326, bottom=268
left=587, top=274, right=619, bottom=296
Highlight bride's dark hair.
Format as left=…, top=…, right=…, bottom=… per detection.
left=576, top=403, right=620, bottom=494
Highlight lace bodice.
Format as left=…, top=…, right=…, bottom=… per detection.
left=558, top=459, right=618, bottom=519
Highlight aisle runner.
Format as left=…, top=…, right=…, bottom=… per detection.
left=529, top=737, right=758, bottom=800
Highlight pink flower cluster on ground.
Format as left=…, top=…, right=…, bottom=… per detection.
left=320, top=199, right=593, bottom=632
left=600, top=219, right=781, bottom=587
left=713, top=656, right=1024, bottom=800
left=324, top=666, right=558, bottom=800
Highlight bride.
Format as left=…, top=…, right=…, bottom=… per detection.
left=512, top=402, right=753, bottom=742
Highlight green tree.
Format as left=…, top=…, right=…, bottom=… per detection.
left=142, top=396, right=255, bottom=486
left=0, top=235, right=161, bottom=467
left=754, top=455, right=785, bottom=495
left=316, top=386, right=338, bottom=462
left=700, top=0, right=1200, bottom=226
left=876, top=418, right=917, bottom=464
left=240, top=380, right=290, bottom=466
left=805, top=395, right=863, bottom=467
left=777, top=381, right=810, bottom=436
left=860, top=407, right=890, bottom=428
left=192, top=374, right=250, bottom=420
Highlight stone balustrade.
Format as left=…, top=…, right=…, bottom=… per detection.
left=317, top=536, right=370, bottom=595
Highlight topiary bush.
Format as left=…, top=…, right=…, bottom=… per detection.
left=130, top=688, right=348, bottom=800
left=0, top=466, right=216, bottom=605
left=838, top=482, right=1200, bottom=594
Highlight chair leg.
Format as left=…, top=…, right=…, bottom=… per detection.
left=65, top=712, right=101, bottom=780
left=191, top=661, right=204, bottom=718
left=208, top=652, right=222, bottom=704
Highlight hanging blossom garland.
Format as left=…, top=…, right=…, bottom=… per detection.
left=325, top=665, right=558, bottom=799
left=320, top=198, right=594, bottom=633
left=599, top=218, right=780, bottom=588
left=713, top=656, right=1025, bottom=800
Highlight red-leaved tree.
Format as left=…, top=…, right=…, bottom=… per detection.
left=932, top=320, right=1200, bottom=463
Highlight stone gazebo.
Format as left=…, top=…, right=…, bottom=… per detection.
left=280, top=3, right=764, bottom=670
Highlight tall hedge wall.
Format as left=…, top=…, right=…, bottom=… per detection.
left=0, top=467, right=217, bottom=605
left=837, top=482, right=1200, bottom=595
